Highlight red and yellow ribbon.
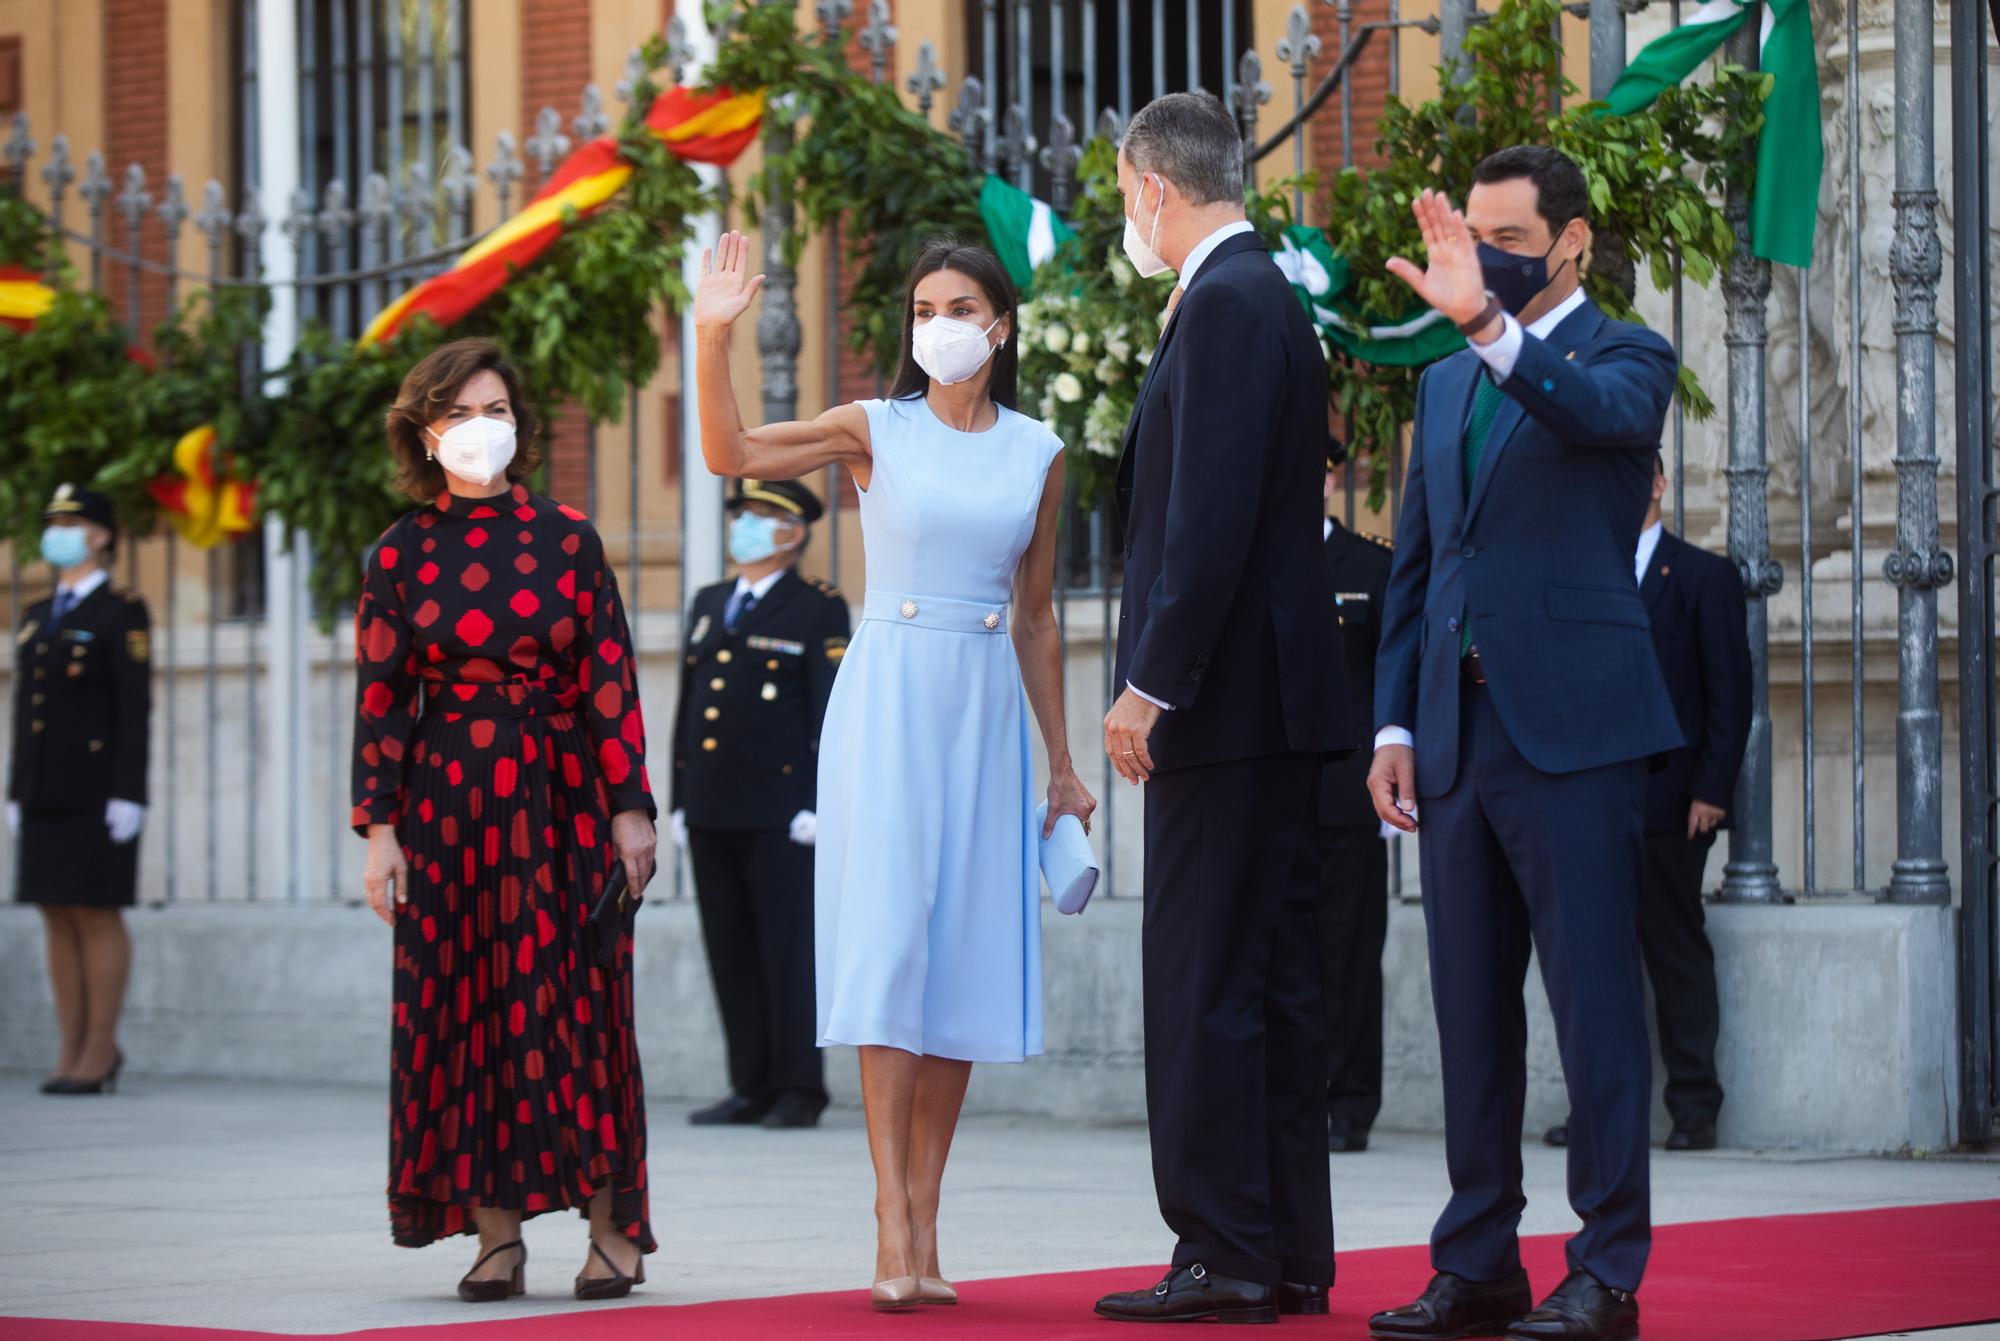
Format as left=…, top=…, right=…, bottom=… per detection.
left=146, top=425, right=258, bottom=548
left=359, top=85, right=765, bottom=350
left=0, top=264, right=57, bottom=331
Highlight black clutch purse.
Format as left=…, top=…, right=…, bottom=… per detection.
left=582, top=862, right=638, bottom=969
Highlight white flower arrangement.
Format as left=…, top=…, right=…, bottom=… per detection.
left=1053, top=372, right=1085, bottom=403
left=1043, top=323, right=1071, bottom=353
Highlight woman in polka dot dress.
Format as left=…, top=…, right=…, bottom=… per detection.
left=351, top=339, right=660, bottom=1304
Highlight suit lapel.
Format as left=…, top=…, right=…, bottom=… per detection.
left=1114, top=231, right=1269, bottom=526
left=1642, top=530, right=1678, bottom=610
left=1462, top=299, right=1606, bottom=532
left=1430, top=354, right=1480, bottom=533
left=734, top=570, right=799, bottom=637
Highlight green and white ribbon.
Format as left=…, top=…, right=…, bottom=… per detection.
left=1603, top=0, right=1821, bottom=267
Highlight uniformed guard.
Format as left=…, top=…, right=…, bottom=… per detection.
left=671, top=477, right=850, bottom=1129
left=7, top=484, right=151, bottom=1096
left=1313, top=442, right=1394, bottom=1152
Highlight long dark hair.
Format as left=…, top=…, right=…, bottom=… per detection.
left=886, top=237, right=1019, bottom=410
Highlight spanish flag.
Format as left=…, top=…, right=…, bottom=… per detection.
left=359, top=85, right=764, bottom=350
left=146, top=424, right=259, bottom=548
left=0, top=264, right=56, bottom=332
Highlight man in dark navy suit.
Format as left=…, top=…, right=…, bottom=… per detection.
left=1093, top=91, right=1351, bottom=1327
left=1547, top=455, right=1750, bottom=1156
left=1365, top=147, right=1681, bottom=1341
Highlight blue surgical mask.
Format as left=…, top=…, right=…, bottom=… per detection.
left=40, top=526, right=90, bottom=571
left=1476, top=234, right=1568, bottom=316
left=728, top=512, right=793, bottom=565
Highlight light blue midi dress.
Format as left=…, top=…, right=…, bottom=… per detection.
left=814, top=394, right=1065, bottom=1063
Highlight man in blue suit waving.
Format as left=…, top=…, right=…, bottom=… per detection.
left=1365, top=147, right=1682, bottom=1341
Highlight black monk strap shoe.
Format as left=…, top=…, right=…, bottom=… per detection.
left=1094, top=1263, right=1279, bottom=1324
left=1505, top=1270, right=1638, bottom=1341
left=1277, top=1281, right=1330, bottom=1315
left=1664, top=1121, right=1716, bottom=1152
left=687, top=1093, right=770, bottom=1126
left=1369, top=1269, right=1533, bottom=1339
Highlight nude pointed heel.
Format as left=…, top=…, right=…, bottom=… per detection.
left=919, top=1276, right=959, bottom=1305
left=871, top=1275, right=922, bottom=1311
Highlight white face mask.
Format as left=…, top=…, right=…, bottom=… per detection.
left=429, top=415, right=517, bottom=487
left=911, top=314, right=1003, bottom=386
left=1122, top=173, right=1172, bottom=279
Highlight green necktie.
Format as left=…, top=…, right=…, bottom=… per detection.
left=1459, top=373, right=1504, bottom=658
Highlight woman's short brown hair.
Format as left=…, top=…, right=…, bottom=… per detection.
left=384, top=338, right=542, bottom=501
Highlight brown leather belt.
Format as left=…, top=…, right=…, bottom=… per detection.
left=1460, top=650, right=1488, bottom=685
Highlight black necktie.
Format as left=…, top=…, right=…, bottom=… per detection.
left=726, top=589, right=757, bottom=633
left=48, top=588, right=74, bottom=629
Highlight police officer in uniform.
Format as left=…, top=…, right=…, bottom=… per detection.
left=8, top=485, right=151, bottom=1095
left=672, top=478, right=850, bottom=1129
left=1313, top=443, right=1395, bottom=1152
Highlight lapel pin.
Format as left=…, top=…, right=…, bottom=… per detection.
left=1565, top=349, right=1577, bottom=360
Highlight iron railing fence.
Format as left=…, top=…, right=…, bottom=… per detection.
left=0, top=0, right=1987, bottom=1063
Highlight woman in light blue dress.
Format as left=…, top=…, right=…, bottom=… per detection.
left=693, top=232, right=1096, bottom=1309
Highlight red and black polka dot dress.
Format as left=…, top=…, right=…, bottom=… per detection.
left=350, top=482, right=657, bottom=1252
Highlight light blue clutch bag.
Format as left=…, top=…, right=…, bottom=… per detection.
left=1036, top=803, right=1100, bottom=915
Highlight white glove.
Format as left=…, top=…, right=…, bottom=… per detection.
left=789, top=809, right=818, bottom=847
left=670, top=809, right=689, bottom=850
left=5, top=802, right=18, bottom=838
left=105, top=799, right=146, bottom=845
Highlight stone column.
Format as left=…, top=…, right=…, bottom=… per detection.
left=1719, top=7, right=1784, bottom=903
left=1883, top=0, right=1952, bottom=903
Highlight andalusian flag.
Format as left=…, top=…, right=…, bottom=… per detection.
left=1602, top=0, right=1821, bottom=267
left=979, top=174, right=1074, bottom=294
left=360, top=86, right=765, bottom=349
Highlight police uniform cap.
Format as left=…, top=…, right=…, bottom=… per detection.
left=731, top=478, right=824, bottom=525
left=43, top=483, right=119, bottom=540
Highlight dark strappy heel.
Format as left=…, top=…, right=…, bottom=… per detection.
left=457, top=1239, right=526, bottom=1303
left=574, top=1238, right=645, bottom=1300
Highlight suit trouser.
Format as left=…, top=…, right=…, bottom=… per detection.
left=1143, top=753, right=1334, bottom=1287
left=1638, top=829, right=1724, bottom=1128
left=1313, top=824, right=1389, bottom=1132
left=1418, top=685, right=1652, bottom=1293
left=687, top=825, right=827, bottom=1103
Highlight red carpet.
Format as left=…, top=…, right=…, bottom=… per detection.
left=7, top=1200, right=1997, bottom=1340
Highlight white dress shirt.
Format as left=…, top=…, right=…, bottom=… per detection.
left=725, top=566, right=789, bottom=628
left=1373, top=286, right=1591, bottom=755
left=1468, top=286, right=1587, bottom=384
left=1635, top=521, right=1664, bottom=588
left=53, top=566, right=109, bottom=614
left=1125, top=220, right=1261, bottom=714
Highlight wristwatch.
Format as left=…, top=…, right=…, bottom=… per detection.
left=1456, top=294, right=1504, bottom=339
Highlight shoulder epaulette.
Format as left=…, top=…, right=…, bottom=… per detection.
left=1363, top=533, right=1393, bottom=551
left=810, top=577, right=842, bottom=598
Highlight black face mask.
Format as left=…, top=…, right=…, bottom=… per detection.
left=1477, top=232, right=1570, bottom=316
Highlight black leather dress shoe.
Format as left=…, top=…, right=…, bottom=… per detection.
left=1665, top=1121, right=1716, bottom=1151
left=1505, top=1270, right=1637, bottom=1341
left=1330, top=1117, right=1370, bottom=1153
left=1368, top=1270, right=1532, bottom=1339
left=1094, top=1263, right=1278, bottom=1324
left=1278, top=1282, right=1329, bottom=1315
left=1543, top=1124, right=1569, bottom=1148
left=761, top=1091, right=828, bottom=1129
left=688, top=1094, right=770, bottom=1126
